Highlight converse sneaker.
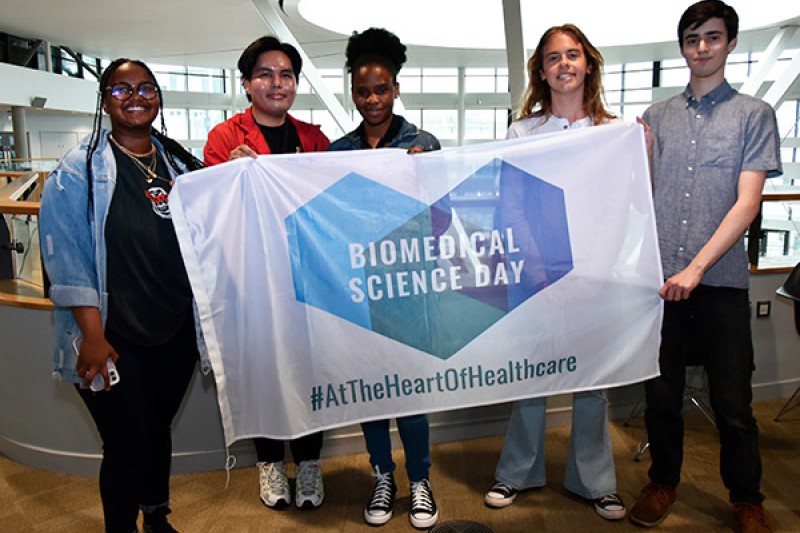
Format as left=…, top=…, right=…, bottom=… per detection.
left=142, top=506, right=179, bottom=533
left=593, top=493, right=626, bottom=520
left=364, top=467, right=397, bottom=526
left=295, top=459, right=325, bottom=509
left=258, top=461, right=291, bottom=509
left=484, top=481, right=518, bottom=508
left=409, top=479, right=439, bottom=529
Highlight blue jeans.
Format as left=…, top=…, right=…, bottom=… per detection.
left=77, top=316, right=198, bottom=533
left=644, top=285, right=763, bottom=504
left=494, top=390, right=617, bottom=499
left=361, top=414, right=431, bottom=482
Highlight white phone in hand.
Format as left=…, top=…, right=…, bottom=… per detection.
left=73, top=336, right=121, bottom=391
left=90, top=357, right=121, bottom=392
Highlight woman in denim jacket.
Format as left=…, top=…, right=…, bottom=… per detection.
left=39, top=58, right=204, bottom=533
left=328, top=28, right=440, bottom=529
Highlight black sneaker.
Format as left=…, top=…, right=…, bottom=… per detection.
left=364, top=468, right=397, bottom=526
left=409, top=479, right=439, bottom=529
left=484, top=481, right=518, bottom=508
left=593, top=493, right=626, bottom=520
left=143, top=507, right=179, bottom=533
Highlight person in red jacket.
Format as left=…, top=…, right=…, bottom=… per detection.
left=204, top=36, right=329, bottom=165
left=203, top=36, right=329, bottom=511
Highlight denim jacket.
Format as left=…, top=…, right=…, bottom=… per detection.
left=39, top=129, right=210, bottom=383
left=328, top=115, right=441, bottom=152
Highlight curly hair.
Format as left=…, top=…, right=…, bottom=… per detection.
left=518, top=24, right=614, bottom=124
left=345, top=27, right=407, bottom=81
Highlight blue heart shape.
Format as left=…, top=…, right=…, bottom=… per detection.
left=286, top=158, right=573, bottom=359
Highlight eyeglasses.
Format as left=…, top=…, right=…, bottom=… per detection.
left=105, top=82, right=159, bottom=101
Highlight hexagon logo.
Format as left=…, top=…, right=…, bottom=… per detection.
left=285, top=158, right=573, bottom=359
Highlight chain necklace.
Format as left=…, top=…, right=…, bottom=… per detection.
left=109, top=134, right=169, bottom=185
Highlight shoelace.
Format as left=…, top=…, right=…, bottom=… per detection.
left=369, top=473, right=394, bottom=508
left=491, top=482, right=513, bottom=496
left=265, top=463, right=288, bottom=493
left=297, top=462, right=320, bottom=493
left=597, top=494, right=623, bottom=507
left=410, top=481, right=434, bottom=513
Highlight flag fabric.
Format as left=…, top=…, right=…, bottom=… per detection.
left=170, top=121, right=663, bottom=446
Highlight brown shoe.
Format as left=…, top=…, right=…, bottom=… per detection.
left=629, top=482, right=676, bottom=527
left=733, top=502, right=772, bottom=533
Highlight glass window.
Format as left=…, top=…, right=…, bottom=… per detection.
left=403, top=109, right=422, bottom=128
left=310, top=110, right=345, bottom=142
left=319, top=68, right=345, bottom=94
left=189, top=109, right=226, bottom=140
left=776, top=100, right=799, bottom=140
left=187, top=66, right=225, bottom=93
left=465, top=109, right=496, bottom=139
left=151, top=63, right=187, bottom=91
left=496, top=68, right=509, bottom=93
left=465, top=68, right=495, bottom=93
left=624, top=67, right=653, bottom=90
left=162, top=109, right=188, bottom=140
left=297, top=73, right=313, bottom=94
left=398, top=68, right=422, bottom=93
left=422, top=109, right=457, bottom=140
left=422, top=68, right=458, bottom=93
left=756, top=199, right=800, bottom=269
left=496, top=109, right=510, bottom=139
left=620, top=104, right=649, bottom=121
left=621, top=88, right=653, bottom=103
left=726, top=53, right=752, bottom=83
left=660, top=65, right=690, bottom=88
left=603, top=69, right=623, bottom=92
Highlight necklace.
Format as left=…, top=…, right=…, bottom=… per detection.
left=109, top=134, right=169, bottom=184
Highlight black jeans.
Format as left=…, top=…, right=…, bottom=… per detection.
left=77, top=315, right=198, bottom=533
left=253, top=432, right=323, bottom=464
left=644, top=285, right=763, bottom=504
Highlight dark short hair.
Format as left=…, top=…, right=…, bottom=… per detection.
left=238, top=36, right=302, bottom=81
left=678, top=0, right=738, bottom=46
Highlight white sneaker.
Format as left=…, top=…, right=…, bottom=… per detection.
left=295, top=459, right=325, bottom=509
left=258, top=461, right=291, bottom=508
left=409, top=479, right=439, bottom=529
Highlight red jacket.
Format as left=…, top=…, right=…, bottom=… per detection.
left=203, top=108, right=330, bottom=166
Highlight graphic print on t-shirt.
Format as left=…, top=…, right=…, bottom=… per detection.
left=145, top=186, right=171, bottom=219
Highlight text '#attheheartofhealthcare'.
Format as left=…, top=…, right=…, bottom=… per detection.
left=309, top=355, right=578, bottom=412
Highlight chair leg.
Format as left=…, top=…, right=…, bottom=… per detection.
left=774, top=385, right=800, bottom=421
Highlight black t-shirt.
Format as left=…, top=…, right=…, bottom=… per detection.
left=105, top=144, right=193, bottom=346
left=258, top=119, right=303, bottom=154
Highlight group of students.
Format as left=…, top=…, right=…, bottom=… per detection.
left=38, top=1, right=781, bottom=532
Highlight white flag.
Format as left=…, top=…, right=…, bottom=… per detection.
left=171, top=121, right=663, bottom=446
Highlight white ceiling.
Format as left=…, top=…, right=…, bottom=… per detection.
left=0, top=0, right=799, bottom=70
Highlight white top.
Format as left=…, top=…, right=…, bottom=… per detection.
left=506, top=114, right=595, bottom=139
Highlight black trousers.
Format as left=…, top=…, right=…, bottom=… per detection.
left=644, top=285, right=764, bottom=504
left=253, top=432, right=323, bottom=464
left=77, top=315, right=198, bottom=533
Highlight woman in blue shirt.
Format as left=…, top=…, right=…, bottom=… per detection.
left=328, top=28, right=440, bottom=529
left=39, top=58, right=204, bottom=533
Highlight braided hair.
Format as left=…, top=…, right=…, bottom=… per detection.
left=345, top=28, right=407, bottom=82
left=85, top=58, right=204, bottom=218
